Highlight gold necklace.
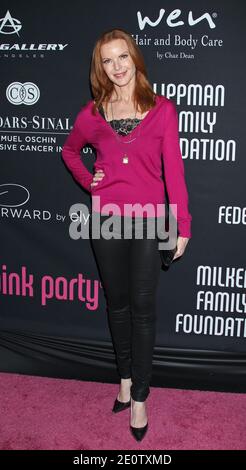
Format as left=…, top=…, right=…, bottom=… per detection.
left=110, top=100, right=141, bottom=164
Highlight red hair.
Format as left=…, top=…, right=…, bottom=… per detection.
left=90, top=27, right=157, bottom=116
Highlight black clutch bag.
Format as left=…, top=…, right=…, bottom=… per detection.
left=158, top=245, right=177, bottom=268
left=156, top=208, right=178, bottom=268
left=156, top=228, right=177, bottom=268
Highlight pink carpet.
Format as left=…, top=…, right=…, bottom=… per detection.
left=0, top=372, right=245, bottom=450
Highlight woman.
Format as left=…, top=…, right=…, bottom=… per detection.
left=62, top=28, right=192, bottom=441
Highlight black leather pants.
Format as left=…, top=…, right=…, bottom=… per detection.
left=89, top=213, right=162, bottom=402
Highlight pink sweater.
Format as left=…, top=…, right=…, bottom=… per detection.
left=61, top=94, right=192, bottom=238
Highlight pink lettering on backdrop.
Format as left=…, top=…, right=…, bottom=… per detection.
left=41, top=274, right=100, bottom=309
left=0, top=264, right=34, bottom=296
left=0, top=265, right=101, bottom=310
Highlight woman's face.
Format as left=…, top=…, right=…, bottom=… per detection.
left=100, top=38, right=136, bottom=88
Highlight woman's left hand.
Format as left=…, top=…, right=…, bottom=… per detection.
left=173, top=236, right=190, bottom=261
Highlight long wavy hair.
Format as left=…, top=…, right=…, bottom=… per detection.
left=90, top=28, right=157, bottom=116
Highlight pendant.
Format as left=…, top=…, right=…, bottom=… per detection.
left=122, top=154, right=129, bottom=164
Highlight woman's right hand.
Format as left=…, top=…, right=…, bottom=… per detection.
left=90, top=169, right=105, bottom=188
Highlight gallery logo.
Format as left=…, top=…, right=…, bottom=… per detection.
left=0, top=10, right=22, bottom=36
left=6, top=82, right=40, bottom=105
left=0, top=10, right=68, bottom=53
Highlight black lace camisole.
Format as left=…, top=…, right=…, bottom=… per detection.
left=98, top=104, right=142, bottom=136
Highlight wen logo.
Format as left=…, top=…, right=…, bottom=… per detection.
left=137, top=9, right=216, bottom=30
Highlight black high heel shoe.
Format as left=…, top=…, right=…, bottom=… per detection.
left=130, top=422, right=148, bottom=441
left=130, top=399, right=148, bottom=441
left=112, top=393, right=131, bottom=413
